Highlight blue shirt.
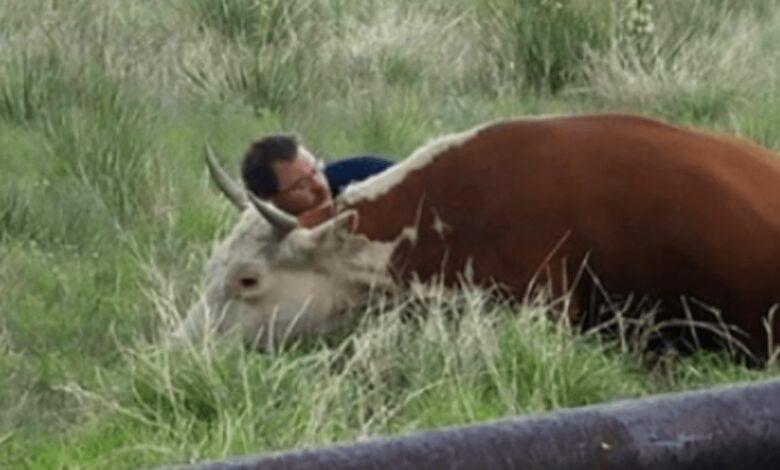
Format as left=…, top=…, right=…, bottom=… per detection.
left=324, top=155, right=394, bottom=197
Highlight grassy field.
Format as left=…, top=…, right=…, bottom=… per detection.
left=2, top=0, right=780, bottom=468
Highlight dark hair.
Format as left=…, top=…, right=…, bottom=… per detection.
left=241, top=134, right=299, bottom=198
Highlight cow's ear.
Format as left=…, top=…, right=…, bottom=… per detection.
left=297, top=204, right=336, bottom=229
left=334, top=210, right=359, bottom=233
left=307, top=210, right=359, bottom=248
left=308, top=210, right=358, bottom=238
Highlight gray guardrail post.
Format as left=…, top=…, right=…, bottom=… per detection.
left=163, top=378, right=780, bottom=470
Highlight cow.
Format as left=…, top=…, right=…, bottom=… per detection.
left=177, top=113, right=780, bottom=362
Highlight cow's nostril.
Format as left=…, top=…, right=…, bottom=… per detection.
left=240, top=277, right=258, bottom=289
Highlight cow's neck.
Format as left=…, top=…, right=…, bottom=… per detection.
left=331, top=125, right=486, bottom=288
left=337, top=123, right=483, bottom=240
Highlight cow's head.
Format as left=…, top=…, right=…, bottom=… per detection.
left=175, top=147, right=395, bottom=350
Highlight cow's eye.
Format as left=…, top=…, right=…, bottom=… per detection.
left=240, top=277, right=259, bottom=289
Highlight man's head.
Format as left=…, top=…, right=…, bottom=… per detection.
left=241, top=134, right=331, bottom=215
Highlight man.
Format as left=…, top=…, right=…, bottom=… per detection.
left=240, top=134, right=394, bottom=225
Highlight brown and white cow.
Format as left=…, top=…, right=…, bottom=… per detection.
left=177, top=113, right=780, bottom=361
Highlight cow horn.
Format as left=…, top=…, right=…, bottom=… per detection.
left=247, top=192, right=299, bottom=235
left=204, top=144, right=247, bottom=210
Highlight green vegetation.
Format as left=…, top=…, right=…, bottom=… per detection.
left=2, top=0, right=779, bottom=468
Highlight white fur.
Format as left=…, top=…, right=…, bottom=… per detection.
left=340, top=123, right=486, bottom=205
left=431, top=210, right=451, bottom=239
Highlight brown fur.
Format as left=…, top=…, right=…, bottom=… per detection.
left=329, top=114, right=780, bottom=359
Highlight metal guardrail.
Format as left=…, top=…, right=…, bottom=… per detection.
left=165, top=378, right=780, bottom=470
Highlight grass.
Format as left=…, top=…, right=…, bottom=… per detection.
left=1, top=0, right=780, bottom=468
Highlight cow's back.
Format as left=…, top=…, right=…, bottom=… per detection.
left=346, top=114, right=780, bottom=357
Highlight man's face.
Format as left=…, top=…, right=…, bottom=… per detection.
left=271, top=153, right=331, bottom=215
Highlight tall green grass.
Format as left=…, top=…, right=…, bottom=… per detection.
left=179, top=0, right=324, bottom=115
left=2, top=0, right=780, bottom=468
left=478, top=0, right=614, bottom=93
left=585, top=0, right=780, bottom=122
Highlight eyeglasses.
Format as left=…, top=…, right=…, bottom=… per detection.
left=277, top=158, right=325, bottom=194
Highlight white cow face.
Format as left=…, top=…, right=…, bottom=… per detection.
left=177, top=208, right=391, bottom=350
